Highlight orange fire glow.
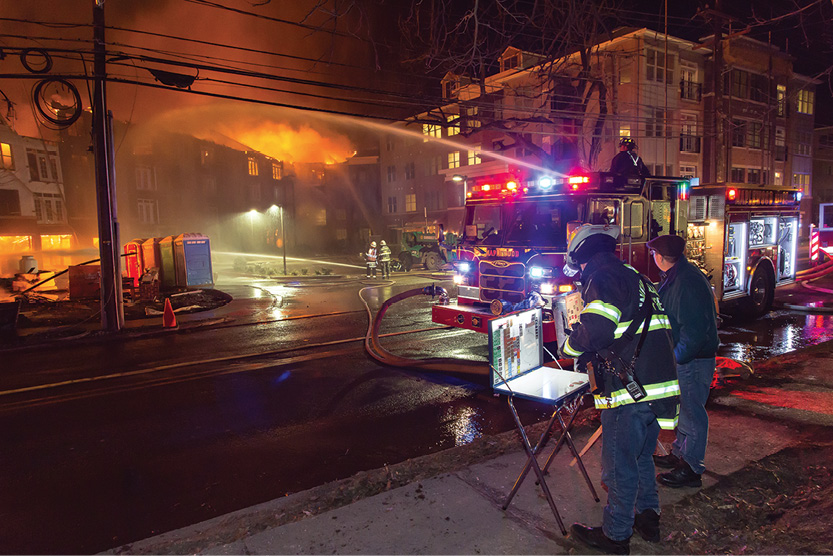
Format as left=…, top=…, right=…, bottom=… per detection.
left=230, top=122, right=354, bottom=164
left=149, top=104, right=356, bottom=165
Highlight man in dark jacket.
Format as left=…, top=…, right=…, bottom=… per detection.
left=561, top=225, right=680, bottom=555
left=647, top=234, right=720, bottom=489
left=611, top=137, right=651, bottom=177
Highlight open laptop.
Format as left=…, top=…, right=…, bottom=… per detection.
left=488, top=307, right=589, bottom=405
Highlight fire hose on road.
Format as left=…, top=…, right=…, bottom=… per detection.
left=359, top=284, right=489, bottom=376
left=359, top=284, right=572, bottom=375
left=779, top=256, right=833, bottom=313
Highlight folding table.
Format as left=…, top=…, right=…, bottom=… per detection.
left=488, top=307, right=599, bottom=535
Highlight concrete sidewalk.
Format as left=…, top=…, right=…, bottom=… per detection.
left=107, top=396, right=806, bottom=555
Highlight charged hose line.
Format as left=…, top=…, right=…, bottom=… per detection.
left=359, top=285, right=488, bottom=376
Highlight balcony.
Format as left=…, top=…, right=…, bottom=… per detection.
left=680, top=80, right=702, bottom=102
left=680, top=135, right=701, bottom=154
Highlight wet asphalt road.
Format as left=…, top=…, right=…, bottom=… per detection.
left=3, top=273, right=833, bottom=553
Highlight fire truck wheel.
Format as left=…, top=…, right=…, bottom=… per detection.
left=398, top=251, right=413, bottom=271
left=744, top=265, right=775, bottom=318
left=424, top=251, right=441, bottom=271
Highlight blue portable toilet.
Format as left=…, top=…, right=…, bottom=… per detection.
left=173, top=233, right=214, bottom=288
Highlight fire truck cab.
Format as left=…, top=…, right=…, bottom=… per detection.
left=432, top=171, right=688, bottom=343
left=431, top=171, right=801, bottom=342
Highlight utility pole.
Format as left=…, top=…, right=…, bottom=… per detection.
left=92, top=0, right=122, bottom=332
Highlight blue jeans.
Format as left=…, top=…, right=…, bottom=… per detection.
left=600, top=401, right=661, bottom=541
left=671, top=357, right=715, bottom=475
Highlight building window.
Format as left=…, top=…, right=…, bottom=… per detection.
left=272, top=163, right=282, bottom=180
left=731, top=168, right=745, bottom=183
left=135, top=165, right=157, bottom=190
left=796, top=89, right=814, bottom=115
left=747, top=122, right=762, bottom=149
left=32, top=192, right=64, bottom=223
left=200, top=148, right=211, bottom=166
left=405, top=161, right=416, bottom=179
left=40, top=234, right=72, bottom=251
left=646, top=48, right=674, bottom=84
left=793, top=173, right=810, bottom=194
left=468, top=147, right=481, bottom=166
left=464, top=105, right=481, bottom=130
left=680, top=113, right=700, bottom=153
left=618, top=124, right=631, bottom=139
left=732, top=120, right=747, bottom=147
left=0, top=189, right=21, bottom=216
left=796, top=131, right=812, bottom=156
left=387, top=196, right=397, bottom=213
left=679, top=165, right=697, bottom=178
left=386, top=165, right=396, bottom=182
left=27, top=149, right=54, bottom=181
left=746, top=168, right=761, bottom=184
left=730, top=69, right=749, bottom=98
left=0, top=142, right=13, bottom=169
left=448, top=151, right=461, bottom=169
left=422, top=123, right=441, bottom=142
left=647, top=108, right=669, bottom=138
left=335, top=228, right=347, bottom=240
left=405, top=193, right=416, bottom=212
left=138, top=199, right=159, bottom=224
left=315, top=209, right=327, bottom=226
left=447, top=115, right=460, bottom=136
left=774, top=171, right=782, bottom=186
left=775, top=127, right=787, bottom=160
left=750, top=74, right=768, bottom=103
left=428, top=156, right=441, bottom=175
left=247, top=156, right=258, bottom=176
left=653, top=164, right=673, bottom=177
left=776, top=85, right=787, bottom=116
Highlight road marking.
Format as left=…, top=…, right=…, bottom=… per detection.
left=0, top=326, right=458, bottom=399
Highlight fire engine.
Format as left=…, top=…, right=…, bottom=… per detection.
left=431, top=170, right=802, bottom=342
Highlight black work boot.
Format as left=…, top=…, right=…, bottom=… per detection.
left=570, top=524, right=630, bottom=555
left=657, top=461, right=702, bottom=488
left=633, top=509, right=660, bottom=542
left=652, top=453, right=681, bottom=469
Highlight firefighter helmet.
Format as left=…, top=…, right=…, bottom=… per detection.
left=370, top=241, right=377, bottom=247
left=619, top=137, right=637, bottom=150
left=380, top=240, right=386, bottom=246
left=564, top=224, right=621, bottom=275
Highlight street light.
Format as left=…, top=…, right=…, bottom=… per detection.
left=270, top=205, right=287, bottom=275
left=248, top=209, right=257, bottom=251
left=452, top=174, right=468, bottom=201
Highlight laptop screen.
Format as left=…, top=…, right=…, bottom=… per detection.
left=488, top=307, right=543, bottom=388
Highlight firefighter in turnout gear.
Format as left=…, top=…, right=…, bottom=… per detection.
left=611, top=137, right=651, bottom=178
left=365, top=241, right=378, bottom=278
left=559, top=224, right=680, bottom=555
left=378, top=240, right=392, bottom=279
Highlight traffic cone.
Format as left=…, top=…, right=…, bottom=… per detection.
left=162, top=297, right=177, bottom=328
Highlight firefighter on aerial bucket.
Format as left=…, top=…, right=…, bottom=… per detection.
left=611, top=137, right=651, bottom=178
left=378, top=240, right=392, bottom=279
left=365, top=241, right=377, bottom=278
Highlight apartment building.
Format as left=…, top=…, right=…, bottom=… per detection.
left=379, top=27, right=818, bottom=236
left=0, top=120, right=69, bottom=275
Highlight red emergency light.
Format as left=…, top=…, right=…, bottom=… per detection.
left=727, top=188, right=738, bottom=201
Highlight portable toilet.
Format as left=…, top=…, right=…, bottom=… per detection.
left=141, top=237, right=161, bottom=273
left=123, top=238, right=146, bottom=287
left=158, top=235, right=177, bottom=290
left=173, top=233, right=214, bottom=288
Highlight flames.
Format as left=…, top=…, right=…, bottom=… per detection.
left=228, top=122, right=354, bottom=164
left=146, top=103, right=356, bottom=165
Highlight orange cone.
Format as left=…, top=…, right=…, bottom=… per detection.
left=162, top=298, right=177, bottom=328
